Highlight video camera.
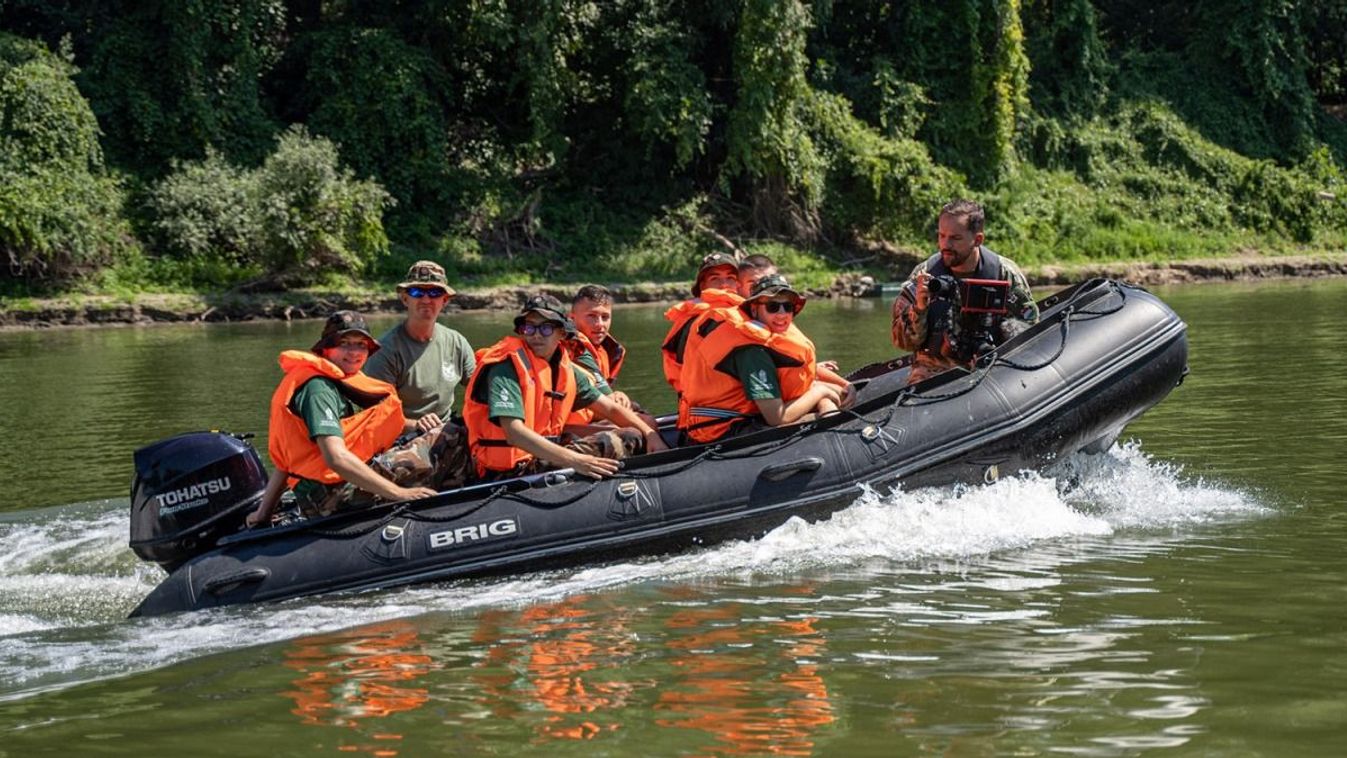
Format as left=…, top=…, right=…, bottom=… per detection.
left=925, top=275, right=1012, bottom=363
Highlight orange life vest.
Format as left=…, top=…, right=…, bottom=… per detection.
left=564, top=332, right=627, bottom=425
left=463, top=336, right=579, bottom=476
left=678, top=318, right=817, bottom=444
left=267, top=350, right=405, bottom=488
left=661, top=289, right=744, bottom=395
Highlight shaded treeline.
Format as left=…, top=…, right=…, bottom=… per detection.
left=2, top=0, right=1346, bottom=294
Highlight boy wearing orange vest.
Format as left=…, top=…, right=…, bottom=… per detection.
left=564, top=284, right=629, bottom=426
left=661, top=252, right=743, bottom=396
left=463, top=295, right=668, bottom=481
left=247, top=311, right=438, bottom=527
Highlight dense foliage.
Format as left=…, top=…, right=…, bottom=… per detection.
left=0, top=0, right=1344, bottom=292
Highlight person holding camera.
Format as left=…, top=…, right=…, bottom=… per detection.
left=890, top=200, right=1039, bottom=384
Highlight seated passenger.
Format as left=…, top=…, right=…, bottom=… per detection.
left=662, top=252, right=743, bottom=396
left=565, top=284, right=635, bottom=426
left=463, top=295, right=668, bottom=481
left=737, top=254, right=777, bottom=298
left=737, top=253, right=852, bottom=393
left=247, top=311, right=438, bottom=527
left=679, top=275, right=851, bottom=444
left=362, top=260, right=475, bottom=432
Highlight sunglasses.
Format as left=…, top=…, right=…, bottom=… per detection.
left=332, top=340, right=371, bottom=352
left=406, top=286, right=447, bottom=299
left=760, top=300, right=800, bottom=314
left=515, top=322, right=562, bottom=337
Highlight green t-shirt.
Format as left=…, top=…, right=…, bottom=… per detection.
left=363, top=322, right=475, bottom=419
left=571, top=348, right=613, bottom=396
left=288, top=376, right=360, bottom=502
left=482, top=356, right=603, bottom=424
left=723, top=344, right=782, bottom=400
left=292, top=377, right=359, bottom=439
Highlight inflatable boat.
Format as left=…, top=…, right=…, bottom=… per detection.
left=128, top=279, right=1188, bottom=617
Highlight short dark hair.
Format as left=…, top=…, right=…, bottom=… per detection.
left=940, top=199, right=985, bottom=234
left=572, top=284, right=612, bottom=307
left=739, top=254, right=775, bottom=274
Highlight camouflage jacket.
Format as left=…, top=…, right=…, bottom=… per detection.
left=890, top=248, right=1038, bottom=382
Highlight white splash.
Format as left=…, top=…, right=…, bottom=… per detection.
left=0, top=443, right=1267, bottom=700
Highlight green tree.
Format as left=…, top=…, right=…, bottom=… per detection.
left=0, top=33, right=130, bottom=284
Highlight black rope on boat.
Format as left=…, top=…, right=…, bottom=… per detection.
left=622, top=446, right=721, bottom=479
left=996, top=305, right=1072, bottom=371
left=494, top=480, right=601, bottom=509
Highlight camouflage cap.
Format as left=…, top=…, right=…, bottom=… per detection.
left=397, top=260, right=455, bottom=295
left=692, top=252, right=740, bottom=296
left=312, top=310, right=381, bottom=354
left=514, top=294, right=576, bottom=336
left=744, top=273, right=806, bottom=314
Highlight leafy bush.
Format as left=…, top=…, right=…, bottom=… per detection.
left=0, top=34, right=131, bottom=284
left=149, top=149, right=259, bottom=262
left=148, top=125, right=393, bottom=281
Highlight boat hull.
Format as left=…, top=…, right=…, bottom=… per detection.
left=131, top=280, right=1187, bottom=617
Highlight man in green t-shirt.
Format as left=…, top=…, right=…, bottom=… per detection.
left=363, top=260, right=476, bottom=431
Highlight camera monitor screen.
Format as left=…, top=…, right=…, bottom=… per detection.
left=960, top=278, right=1011, bottom=314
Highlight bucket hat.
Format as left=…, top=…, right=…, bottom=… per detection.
left=312, top=310, right=381, bottom=354
left=397, top=260, right=455, bottom=296
left=513, top=294, right=576, bottom=336
left=691, top=252, right=740, bottom=297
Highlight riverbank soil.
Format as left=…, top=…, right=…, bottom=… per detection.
left=2, top=252, right=1344, bottom=329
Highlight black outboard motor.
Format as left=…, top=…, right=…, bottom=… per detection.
left=130, top=431, right=268, bottom=571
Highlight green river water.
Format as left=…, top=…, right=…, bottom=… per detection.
left=1, top=279, right=1345, bottom=756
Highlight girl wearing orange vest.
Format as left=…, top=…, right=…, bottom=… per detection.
left=246, top=311, right=437, bottom=527
left=679, top=275, right=852, bottom=444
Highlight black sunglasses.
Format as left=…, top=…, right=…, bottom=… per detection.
left=761, top=300, right=799, bottom=314
left=406, top=286, right=447, bottom=299
left=515, top=322, right=562, bottom=337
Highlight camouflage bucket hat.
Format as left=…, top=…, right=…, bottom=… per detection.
left=514, top=294, right=576, bottom=336
left=397, top=260, right=455, bottom=296
left=691, top=252, right=740, bottom=296
left=312, top=310, right=381, bottom=354
left=745, top=273, right=806, bottom=313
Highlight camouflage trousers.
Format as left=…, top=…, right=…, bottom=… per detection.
left=484, top=427, right=647, bottom=480
left=295, top=422, right=472, bottom=518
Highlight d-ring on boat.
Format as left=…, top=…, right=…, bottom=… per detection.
left=127, top=279, right=1188, bottom=617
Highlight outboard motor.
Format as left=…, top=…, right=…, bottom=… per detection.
left=130, top=431, right=268, bottom=571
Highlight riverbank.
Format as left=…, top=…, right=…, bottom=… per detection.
left=2, top=251, right=1344, bottom=330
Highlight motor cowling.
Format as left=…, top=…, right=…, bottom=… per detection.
left=130, top=431, right=268, bottom=570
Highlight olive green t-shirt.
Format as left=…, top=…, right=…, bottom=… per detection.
left=482, top=357, right=603, bottom=424
left=723, top=344, right=782, bottom=400
left=363, top=322, right=475, bottom=419
left=288, top=376, right=360, bottom=502
left=570, top=348, right=613, bottom=396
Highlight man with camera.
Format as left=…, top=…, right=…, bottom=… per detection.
left=890, top=199, right=1039, bottom=384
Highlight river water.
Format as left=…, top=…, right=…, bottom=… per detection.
left=1, top=280, right=1344, bottom=755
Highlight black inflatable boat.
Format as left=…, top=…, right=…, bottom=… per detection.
left=128, top=279, right=1188, bottom=617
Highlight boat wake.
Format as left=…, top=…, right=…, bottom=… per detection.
left=0, top=441, right=1265, bottom=700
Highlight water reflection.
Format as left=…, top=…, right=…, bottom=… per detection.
left=653, top=592, right=834, bottom=756
left=281, top=619, right=437, bottom=739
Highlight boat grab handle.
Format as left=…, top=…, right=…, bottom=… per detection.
left=758, top=457, right=824, bottom=482
left=202, top=568, right=270, bottom=596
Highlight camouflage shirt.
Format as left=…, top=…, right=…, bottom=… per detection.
left=890, top=248, right=1039, bottom=383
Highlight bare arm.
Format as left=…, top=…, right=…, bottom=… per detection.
left=499, top=417, right=621, bottom=479
left=246, top=468, right=290, bottom=528
left=317, top=435, right=437, bottom=502
left=815, top=364, right=856, bottom=409
left=753, top=382, right=842, bottom=427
